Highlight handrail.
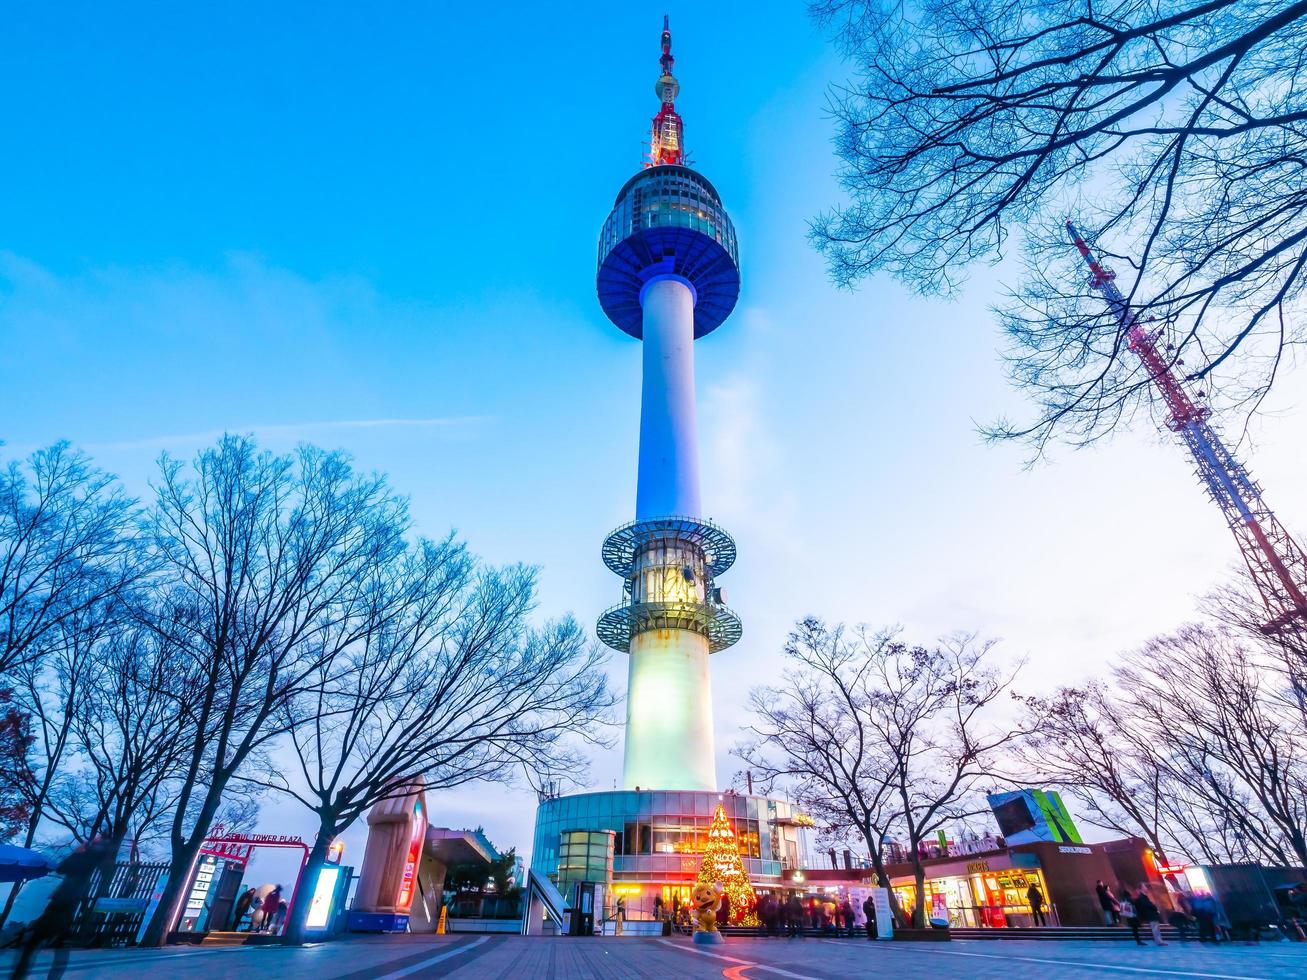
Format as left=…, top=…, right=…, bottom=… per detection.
left=521, top=868, right=568, bottom=936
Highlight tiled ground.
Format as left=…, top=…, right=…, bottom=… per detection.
left=4, top=933, right=1306, bottom=978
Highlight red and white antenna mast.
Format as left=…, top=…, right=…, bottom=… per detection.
left=1066, top=221, right=1307, bottom=635
left=649, top=15, right=684, bottom=166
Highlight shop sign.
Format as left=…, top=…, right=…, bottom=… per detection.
left=870, top=887, right=894, bottom=940
left=200, top=840, right=254, bottom=862
left=1057, top=845, right=1092, bottom=855
left=966, top=860, right=990, bottom=874
left=135, top=872, right=168, bottom=945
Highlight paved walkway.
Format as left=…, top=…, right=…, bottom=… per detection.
left=4, top=934, right=1306, bottom=978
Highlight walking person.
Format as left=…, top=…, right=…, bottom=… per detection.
left=1134, top=887, right=1167, bottom=945
left=1027, top=881, right=1048, bottom=927
left=841, top=897, right=856, bottom=938
left=1119, top=890, right=1144, bottom=946
left=230, top=886, right=257, bottom=932
left=259, top=885, right=283, bottom=933
left=10, top=836, right=117, bottom=980
left=718, top=890, right=731, bottom=929
left=1096, top=880, right=1118, bottom=925
left=1192, top=893, right=1218, bottom=943
left=614, top=895, right=626, bottom=936
left=786, top=894, right=804, bottom=938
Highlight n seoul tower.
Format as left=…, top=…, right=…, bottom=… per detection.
left=595, top=16, right=742, bottom=793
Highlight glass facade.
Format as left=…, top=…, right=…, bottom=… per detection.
left=532, top=790, right=805, bottom=920
left=598, top=166, right=739, bottom=272
left=557, top=830, right=615, bottom=887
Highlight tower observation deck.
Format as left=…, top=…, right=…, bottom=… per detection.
left=595, top=16, right=741, bottom=793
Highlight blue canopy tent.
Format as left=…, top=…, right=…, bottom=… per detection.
left=0, top=845, right=52, bottom=884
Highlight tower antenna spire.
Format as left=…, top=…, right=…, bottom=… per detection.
left=650, top=15, right=684, bottom=166
left=1066, top=220, right=1307, bottom=636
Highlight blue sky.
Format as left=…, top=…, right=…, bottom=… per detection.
left=5, top=2, right=1307, bottom=876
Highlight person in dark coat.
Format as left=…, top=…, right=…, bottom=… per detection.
left=1133, top=887, right=1167, bottom=946
left=11, top=836, right=116, bottom=979
left=863, top=894, right=877, bottom=939
left=1191, top=893, right=1219, bottom=943
left=786, top=894, right=804, bottom=938
left=231, top=886, right=257, bottom=931
left=1027, top=882, right=1048, bottom=927
left=1119, top=889, right=1144, bottom=945
left=841, top=898, right=856, bottom=938
left=718, top=891, right=731, bottom=928
left=1095, top=880, right=1118, bottom=925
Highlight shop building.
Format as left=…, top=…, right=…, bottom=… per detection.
left=793, top=836, right=1163, bottom=929
left=531, top=790, right=808, bottom=921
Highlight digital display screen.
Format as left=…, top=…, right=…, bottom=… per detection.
left=305, top=866, right=341, bottom=930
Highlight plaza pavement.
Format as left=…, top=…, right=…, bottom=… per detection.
left=4, top=933, right=1306, bottom=979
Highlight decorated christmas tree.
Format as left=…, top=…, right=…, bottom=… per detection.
left=695, top=803, right=758, bottom=926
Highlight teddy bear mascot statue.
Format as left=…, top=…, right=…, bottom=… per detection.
left=692, top=881, right=725, bottom=945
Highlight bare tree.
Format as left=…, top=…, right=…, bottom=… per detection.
left=1206, top=577, right=1307, bottom=721
left=809, top=1, right=1307, bottom=449
left=248, top=544, right=615, bottom=944
left=0, top=443, right=138, bottom=678
left=41, top=618, right=201, bottom=937
left=736, top=620, right=906, bottom=921
left=1026, top=624, right=1307, bottom=867
left=0, top=601, right=117, bottom=928
left=741, top=618, right=1027, bottom=927
left=1120, top=625, right=1307, bottom=867
left=1022, top=682, right=1183, bottom=863
left=138, top=435, right=410, bottom=947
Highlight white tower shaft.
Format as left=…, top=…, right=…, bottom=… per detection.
left=636, top=277, right=702, bottom=520
left=623, top=274, right=716, bottom=792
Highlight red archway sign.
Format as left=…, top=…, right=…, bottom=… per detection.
left=172, top=831, right=312, bottom=935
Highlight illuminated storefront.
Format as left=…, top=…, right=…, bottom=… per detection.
left=892, top=863, right=1053, bottom=928
left=531, top=790, right=807, bottom=921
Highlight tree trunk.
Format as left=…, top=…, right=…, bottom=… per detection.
left=865, top=845, right=903, bottom=926
left=75, top=831, right=128, bottom=945
left=911, top=858, right=926, bottom=928
left=138, top=835, right=201, bottom=948
left=281, top=816, right=336, bottom=946
left=139, top=762, right=236, bottom=948
left=1289, top=827, right=1307, bottom=871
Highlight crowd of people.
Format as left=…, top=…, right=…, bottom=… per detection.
left=229, top=884, right=287, bottom=934
left=1095, top=878, right=1236, bottom=946
left=652, top=892, right=883, bottom=939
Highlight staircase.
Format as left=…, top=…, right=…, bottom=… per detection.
left=199, top=930, right=282, bottom=947
left=948, top=925, right=1187, bottom=942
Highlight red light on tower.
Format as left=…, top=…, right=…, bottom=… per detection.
left=649, top=15, right=684, bottom=166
